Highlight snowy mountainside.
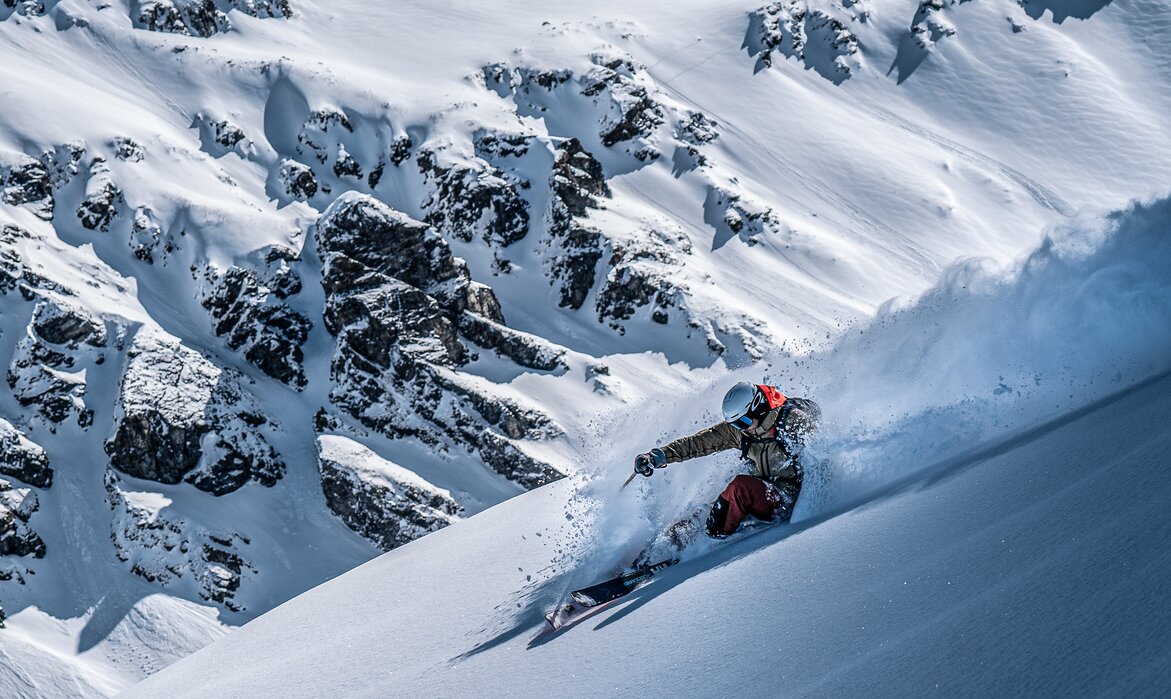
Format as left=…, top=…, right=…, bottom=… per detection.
left=125, top=197, right=1171, bottom=697
left=1, top=0, right=1169, bottom=694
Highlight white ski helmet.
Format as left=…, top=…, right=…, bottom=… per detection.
left=722, top=381, right=783, bottom=429
left=721, top=379, right=758, bottom=421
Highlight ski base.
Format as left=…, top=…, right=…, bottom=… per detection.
left=545, top=558, right=678, bottom=631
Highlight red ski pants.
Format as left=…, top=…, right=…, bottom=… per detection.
left=714, top=474, right=793, bottom=535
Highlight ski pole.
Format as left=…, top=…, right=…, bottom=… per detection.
left=620, top=471, right=637, bottom=490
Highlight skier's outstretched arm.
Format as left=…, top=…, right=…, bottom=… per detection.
left=634, top=422, right=739, bottom=478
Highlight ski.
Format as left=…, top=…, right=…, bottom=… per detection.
left=545, top=558, right=678, bottom=631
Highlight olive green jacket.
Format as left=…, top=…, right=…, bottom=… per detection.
left=658, top=404, right=814, bottom=484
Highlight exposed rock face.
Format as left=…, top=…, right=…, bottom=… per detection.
left=76, top=158, right=125, bottom=232
left=545, top=138, right=611, bottom=309
left=746, top=1, right=862, bottom=84
left=418, top=147, right=531, bottom=248
left=134, top=0, right=292, bottom=37
left=910, top=0, right=971, bottom=49
left=105, top=471, right=252, bottom=611
left=278, top=159, right=318, bottom=201
left=486, top=52, right=667, bottom=162
left=105, top=330, right=284, bottom=496
left=0, top=419, right=53, bottom=489
left=315, top=192, right=563, bottom=488
left=1, top=225, right=71, bottom=297
left=7, top=297, right=105, bottom=427
left=705, top=185, right=781, bottom=246
left=0, top=155, right=53, bottom=220
left=194, top=113, right=249, bottom=157
left=457, top=312, right=567, bottom=372
left=198, top=247, right=310, bottom=388
left=0, top=481, right=45, bottom=558
left=596, top=227, right=690, bottom=331
left=316, top=435, right=460, bottom=551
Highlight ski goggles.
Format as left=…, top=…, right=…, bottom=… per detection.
left=729, top=414, right=755, bottom=430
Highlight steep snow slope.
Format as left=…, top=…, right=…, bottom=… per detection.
left=125, top=198, right=1171, bottom=697
left=2, top=0, right=1170, bottom=694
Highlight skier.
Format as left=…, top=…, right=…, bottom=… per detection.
left=633, top=382, right=820, bottom=543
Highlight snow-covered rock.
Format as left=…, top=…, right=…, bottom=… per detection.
left=544, top=138, right=612, bottom=310
left=316, top=435, right=460, bottom=551
left=104, top=330, right=284, bottom=496
left=7, top=297, right=106, bottom=427
left=197, top=247, right=310, bottom=388
left=0, top=479, right=44, bottom=559
left=0, top=418, right=52, bottom=489
left=315, top=192, right=563, bottom=488
left=746, top=1, right=863, bottom=83
left=133, top=0, right=292, bottom=37
left=104, top=471, right=253, bottom=611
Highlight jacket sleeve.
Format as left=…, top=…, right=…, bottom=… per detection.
left=659, top=422, right=741, bottom=464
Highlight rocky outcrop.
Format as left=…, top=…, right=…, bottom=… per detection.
left=484, top=52, right=667, bottom=162
left=315, top=193, right=563, bottom=488
left=0, top=419, right=53, bottom=489
left=134, top=0, right=292, bottom=37
left=1, top=226, right=75, bottom=299
left=544, top=138, right=611, bottom=309
left=194, top=113, right=249, bottom=157
left=457, top=312, right=567, bottom=372
left=105, top=330, right=284, bottom=496
left=746, top=1, right=862, bottom=84
left=418, top=147, right=531, bottom=248
left=0, top=155, right=53, bottom=220
left=7, top=297, right=105, bottom=427
left=197, top=246, right=310, bottom=388
left=0, top=480, right=45, bottom=558
left=705, top=185, right=782, bottom=246
left=278, top=159, right=318, bottom=201
left=316, top=435, right=460, bottom=551
left=76, top=158, right=124, bottom=232
left=105, top=471, right=252, bottom=611
left=596, top=227, right=690, bottom=331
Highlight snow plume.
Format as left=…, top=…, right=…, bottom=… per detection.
left=792, top=195, right=1171, bottom=509
left=555, top=194, right=1171, bottom=579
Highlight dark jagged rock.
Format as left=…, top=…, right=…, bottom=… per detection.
left=1, top=156, right=53, bottom=220
left=198, top=252, right=310, bottom=388
left=76, top=159, right=124, bottom=232
left=389, top=135, right=413, bottom=166
left=317, top=192, right=504, bottom=322
left=746, top=1, right=861, bottom=84
left=113, top=137, right=145, bottom=162
left=316, top=435, right=460, bottom=552
left=134, top=0, right=292, bottom=37
left=0, top=419, right=53, bottom=488
left=105, top=331, right=284, bottom=495
left=7, top=298, right=103, bottom=426
left=418, top=148, right=531, bottom=248
left=0, top=482, right=45, bottom=559
left=105, top=470, right=253, bottom=610
left=677, top=111, right=720, bottom=145
left=332, top=146, right=362, bottom=179
left=458, top=311, right=567, bottom=372
left=194, top=114, right=248, bottom=156
left=596, top=232, right=689, bottom=331
left=545, top=139, right=611, bottom=309
left=278, top=159, right=318, bottom=201
left=315, top=193, right=563, bottom=488
left=32, top=296, right=107, bottom=347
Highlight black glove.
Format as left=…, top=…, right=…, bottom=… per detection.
left=634, top=448, right=667, bottom=477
